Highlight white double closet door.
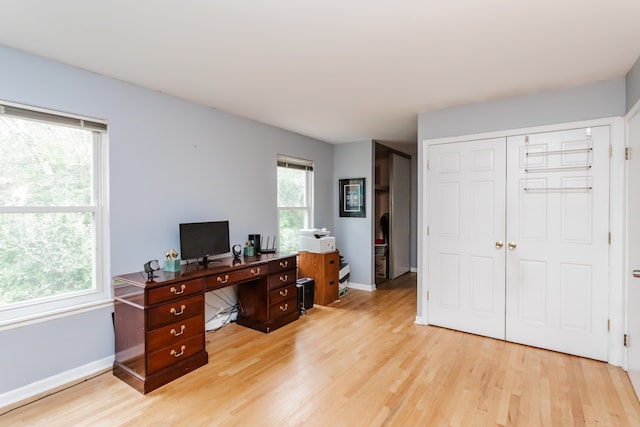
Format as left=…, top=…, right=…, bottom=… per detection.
left=428, top=126, right=610, bottom=361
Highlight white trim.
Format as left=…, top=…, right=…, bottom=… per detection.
left=0, top=299, right=113, bottom=331
left=0, top=355, right=114, bottom=413
left=423, top=117, right=621, bottom=147
left=347, top=282, right=376, bottom=292
left=419, top=117, right=625, bottom=365
left=623, top=100, right=640, bottom=371
left=608, top=117, right=626, bottom=366
left=410, top=267, right=418, bottom=273
left=417, top=138, right=429, bottom=322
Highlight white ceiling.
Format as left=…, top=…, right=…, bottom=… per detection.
left=0, top=1, right=639, bottom=147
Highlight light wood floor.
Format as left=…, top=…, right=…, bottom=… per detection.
left=2, top=273, right=639, bottom=426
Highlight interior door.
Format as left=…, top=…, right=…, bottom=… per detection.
left=428, top=138, right=507, bottom=339
left=626, top=111, right=640, bottom=397
left=389, top=153, right=411, bottom=279
left=505, top=127, right=610, bottom=361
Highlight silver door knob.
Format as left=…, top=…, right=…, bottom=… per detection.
left=633, top=270, right=640, bottom=278
left=508, top=242, right=517, bottom=251
left=495, top=241, right=504, bottom=249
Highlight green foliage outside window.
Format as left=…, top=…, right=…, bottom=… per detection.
left=279, top=210, right=305, bottom=254
left=277, top=162, right=311, bottom=254
left=0, top=116, right=95, bottom=306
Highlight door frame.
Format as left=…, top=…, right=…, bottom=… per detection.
left=417, top=116, right=625, bottom=366
left=624, top=100, right=640, bottom=374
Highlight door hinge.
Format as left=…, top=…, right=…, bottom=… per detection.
left=609, top=145, right=612, bottom=158
left=608, top=319, right=610, bottom=331
left=608, top=232, right=612, bottom=245
left=427, top=226, right=430, bottom=236
left=624, top=334, right=628, bottom=347
left=626, top=147, right=631, bottom=160
left=427, top=291, right=430, bottom=301
left=427, top=159, right=430, bottom=170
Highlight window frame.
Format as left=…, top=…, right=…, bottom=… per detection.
left=276, top=155, right=314, bottom=253
left=0, top=101, right=110, bottom=329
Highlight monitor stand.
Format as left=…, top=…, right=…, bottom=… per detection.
left=199, top=256, right=222, bottom=267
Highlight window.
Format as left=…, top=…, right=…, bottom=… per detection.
left=0, top=102, right=108, bottom=325
left=277, top=155, right=313, bottom=254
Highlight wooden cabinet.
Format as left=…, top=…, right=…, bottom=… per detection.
left=113, top=253, right=297, bottom=394
left=298, top=250, right=339, bottom=306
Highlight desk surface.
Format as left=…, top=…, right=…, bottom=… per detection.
left=114, top=253, right=295, bottom=289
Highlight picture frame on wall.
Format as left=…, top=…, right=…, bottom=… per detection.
left=339, top=178, right=366, bottom=218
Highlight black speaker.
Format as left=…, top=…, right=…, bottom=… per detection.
left=248, top=234, right=261, bottom=253
left=296, top=277, right=314, bottom=313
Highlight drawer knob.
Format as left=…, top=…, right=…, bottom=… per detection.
left=170, top=305, right=186, bottom=316
left=279, top=260, right=288, bottom=268
left=170, top=345, right=186, bottom=358
left=279, top=303, right=288, bottom=312
left=217, top=275, right=229, bottom=284
left=251, top=268, right=261, bottom=276
left=279, top=274, right=288, bottom=282
left=170, top=284, right=186, bottom=295
left=279, top=289, right=288, bottom=297
left=170, top=325, right=185, bottom=337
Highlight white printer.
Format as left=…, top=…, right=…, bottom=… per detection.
left=299, top=228, right=336, bottom=253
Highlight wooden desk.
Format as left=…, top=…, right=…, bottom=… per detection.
left=112, top=253, right=297, bottom=394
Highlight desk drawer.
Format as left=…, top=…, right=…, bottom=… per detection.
left=269, top=295, right=297, bottom=320
left=147, top=334, right=204, bottom=374
left=206, top=265, right=269, bottom=290
left=270, top=256, right=296, bottom=273
left=147, top=278, right=204, bottom=305
left=147, top=313, right=204, bottom=351
left=148, top=294, right=203, bottom=329
left=269, top=283, right=297, bottom=306
left=268, top=269, right=296, bottom=290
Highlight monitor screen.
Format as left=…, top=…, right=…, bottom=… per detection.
left=179, top=221, right=230, bottom=265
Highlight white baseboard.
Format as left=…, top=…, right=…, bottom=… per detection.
left=0, top=355, right=114, bottom=413
left=415, top=315, right=428, bottom=325
left=410, top=267, right=418, bottom=273
left=347, top=282, right=376, bottom=292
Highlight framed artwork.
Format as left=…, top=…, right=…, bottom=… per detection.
left=339, top=178, right=366, bottom=218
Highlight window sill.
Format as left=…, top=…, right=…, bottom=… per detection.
left=0, top=299, right=114, bottom=331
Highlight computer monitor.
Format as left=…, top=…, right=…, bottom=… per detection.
left=179, top=220, right=230, bottom=266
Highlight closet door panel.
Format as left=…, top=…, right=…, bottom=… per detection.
left=428, top=138, right=506, bottom=339
left=389, top=153, right=411, bottom=279
left=505, top=127, right=609, bottom=361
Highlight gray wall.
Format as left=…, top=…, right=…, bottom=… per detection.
left=333, top=140, right=374, bottom=286
left=0, top=45, right=334, bottom=394
left=418, top=79, right=626, bottom=142
left=627, top=55, right=640, bottom=112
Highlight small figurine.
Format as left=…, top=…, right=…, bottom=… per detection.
left=165, top=248, right=179, bottom=260
left=164, top=248, right=181, bottom=272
